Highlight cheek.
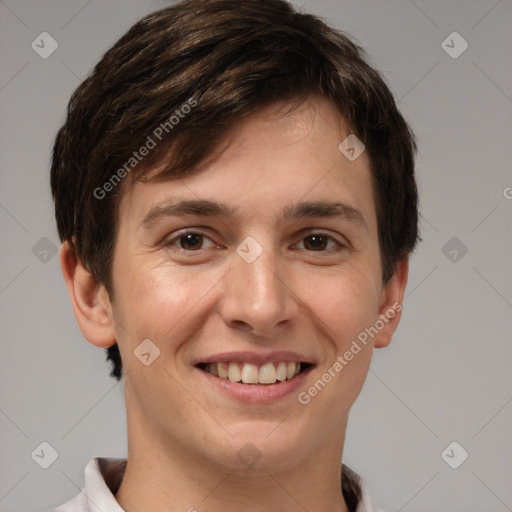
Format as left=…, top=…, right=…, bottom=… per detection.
left=112, top=258, right=218, bottom=346
left=304, top=264, right=382, bottom=345
left=301, top=269, right=381, bottom=411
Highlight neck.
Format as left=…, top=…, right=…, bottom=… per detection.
left=115, top=435, right=350, bottom=512
left=115, top=390, right=351, bottom=512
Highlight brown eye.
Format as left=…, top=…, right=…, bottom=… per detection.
left=303, top=234, right=329, bottom=251
left=298, top=232, right=347, bottom=253
left=178, top=233, right=204, bottom=250
left=163, top=230, right=219, bottom=258
left=164, top=230, right=216, bottom=256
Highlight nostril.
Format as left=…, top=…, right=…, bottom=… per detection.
left=230, top=320, right=256, bottom=332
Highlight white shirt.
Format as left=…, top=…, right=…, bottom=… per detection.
left=53, top=457, right=382, bottom=512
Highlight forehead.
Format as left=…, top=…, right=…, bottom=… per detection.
left=119, top=96, right=376, bottom=228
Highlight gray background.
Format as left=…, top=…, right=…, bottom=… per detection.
left=0, top=0, right=511, bottom=511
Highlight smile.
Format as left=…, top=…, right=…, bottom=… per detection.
left=196, top=361, right=312, bottom=385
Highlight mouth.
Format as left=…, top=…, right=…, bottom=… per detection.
left=195, top=361, right=313, bottom=385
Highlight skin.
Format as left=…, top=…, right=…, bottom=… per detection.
left=60, top=95, right=408, bottom=512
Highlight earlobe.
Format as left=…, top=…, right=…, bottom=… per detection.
left=59, top=241, right=117, bottom=348
left=373, top=258, right=409, bottom=349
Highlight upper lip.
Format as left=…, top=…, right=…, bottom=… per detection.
left=192, top=351, right=315, bottom=366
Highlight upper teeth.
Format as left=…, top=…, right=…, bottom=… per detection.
left=207, top=362, right=301, bottom=384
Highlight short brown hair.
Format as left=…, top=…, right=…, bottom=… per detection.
left=50, top=0, right=420, bottom=381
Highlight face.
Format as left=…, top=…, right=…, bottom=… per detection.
left=102, top=96, right=405, bottom=473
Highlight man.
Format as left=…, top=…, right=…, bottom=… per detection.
left=50, top=1, right=419, bottom=511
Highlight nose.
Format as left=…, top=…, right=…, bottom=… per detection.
left=219, top=243, right=299, bottom=337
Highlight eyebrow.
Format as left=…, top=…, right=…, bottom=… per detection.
left=139, top=198, right=368, bottom=231
left=282, top=200, right=367, bottom=230
left=139, top=199, right=239, bottom=229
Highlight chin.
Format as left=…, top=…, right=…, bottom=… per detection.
left=214, top=423, right=307, bottom=470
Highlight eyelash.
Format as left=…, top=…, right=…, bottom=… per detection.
left=164, top=230, right=347, bottom=254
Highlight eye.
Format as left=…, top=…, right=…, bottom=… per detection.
left=166, top=231, right=216, bottom=251
left=295, top=233, right=345, bottom=252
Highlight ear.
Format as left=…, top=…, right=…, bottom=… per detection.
left=59, top=241, right=117, bottom=348
left=373, top=258, right=409, bottom=349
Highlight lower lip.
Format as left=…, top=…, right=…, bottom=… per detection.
left=195, top=366, right=313, bottom=403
